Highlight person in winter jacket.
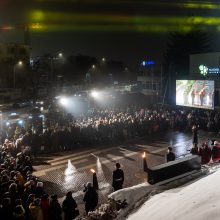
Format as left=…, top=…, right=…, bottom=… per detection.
left=83, top=182, right=98, bottom=214
left=112, top=163, right=124, bottom=191
left=29, top=198, right=43, bottom=220
left=49, top=194, right=62, bottom=220
left=41, top=194, right=50, bottom=220
left=62, top=191, right=78, bottom=220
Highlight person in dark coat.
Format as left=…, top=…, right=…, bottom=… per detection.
left=49, top=194, right=62, bottom=220
left=40, top=194, right=50, bottom=220
left=192, top=124, right=198, bottom=147
left=83, top=182, right=98, bottom=214
left=190, top=143, right=199, bottom=155
left=35, top=182, right=45, bottom=199
left=62, top=191, right=78, bottom=220
left=0, top=198, right=14, bottom=220
left=112, top=163, right=124, bottom=192
left=166, top=147, right=176, bottom=162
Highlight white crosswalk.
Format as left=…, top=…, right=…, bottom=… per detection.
left=34, top=144, right=168, bottom=177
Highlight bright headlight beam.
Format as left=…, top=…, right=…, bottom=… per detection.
left=59, top=97, right=68, bottom=106
left=91, top=91, right=99, bottom=98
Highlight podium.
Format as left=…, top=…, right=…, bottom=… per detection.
left=148, top=155, right=201, bottom=184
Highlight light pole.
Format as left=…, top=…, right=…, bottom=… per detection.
left=50, top=52, right=64, bottom=84
left=13, top=61, right=23, bottom=89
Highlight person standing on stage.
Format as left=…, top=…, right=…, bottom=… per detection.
left=192, top=124, right=198, bottom=147
left=112, top=163, right=124, bottom=192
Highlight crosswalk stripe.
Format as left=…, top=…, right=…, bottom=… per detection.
left=34, top=158, right=88, bottom=176
left=51, top=146, right=122, bottom=166
left=34, top=146, right=168, bottom=176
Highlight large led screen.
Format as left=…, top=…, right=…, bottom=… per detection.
left=176, top=80, right=214, bottom=109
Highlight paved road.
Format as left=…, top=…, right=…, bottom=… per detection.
left=33, top=130, right=217, bottom=216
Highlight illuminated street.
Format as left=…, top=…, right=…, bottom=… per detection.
left=33, top=130, right=216, bottom=214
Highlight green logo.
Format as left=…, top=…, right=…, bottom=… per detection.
left=199, top=65, right=208, bottom=76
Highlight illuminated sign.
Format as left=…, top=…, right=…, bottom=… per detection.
left=199, top=64, right=220, bottom=75
left=142, top=61, right=155, bottom=66
left=199, top=65, right=208, bottom=76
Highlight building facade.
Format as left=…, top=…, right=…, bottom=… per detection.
left=0, top=43, right=31, bottom=102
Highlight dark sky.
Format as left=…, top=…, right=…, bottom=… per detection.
left=1, top=0, right=220, bottom=66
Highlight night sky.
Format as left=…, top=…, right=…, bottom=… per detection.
left=1, top=0, right=220, bottom=66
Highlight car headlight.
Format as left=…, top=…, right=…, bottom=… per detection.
left=18, top=120, right=23, bottom=125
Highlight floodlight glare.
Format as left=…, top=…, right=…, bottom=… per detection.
left=59, top=97, right=68, bottom=106
left=91, top=91, right=99, bottom=98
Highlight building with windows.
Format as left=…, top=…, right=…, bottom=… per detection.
left=0, top=43, right=30, bottom=64
left=0, top=43, right=31, bottom=102
left=137, top=61, right=163, bottom=103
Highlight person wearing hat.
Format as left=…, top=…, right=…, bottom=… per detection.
left=112, top=162, right=124, bottom=191
left=62, top=191, right=78, bottom=220
left=166, top=147, right=176, bottom=162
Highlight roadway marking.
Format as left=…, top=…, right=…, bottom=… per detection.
left=34, top=146, right=168, bottom=177
left=51, top=146, right=125, bottom=166
left=48, top=149, right=99, bottom=163
left=34, top=158, right=88, bottom=176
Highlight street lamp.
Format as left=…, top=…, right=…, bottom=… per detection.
left=58, top=52, right=63, bottom=58
left=13, top=61, right=23, bottom=89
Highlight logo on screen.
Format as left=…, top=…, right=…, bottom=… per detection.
left=199, top=65, right=208, bottom=76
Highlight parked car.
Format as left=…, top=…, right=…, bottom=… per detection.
left=6, top=113, right=24, bottom=126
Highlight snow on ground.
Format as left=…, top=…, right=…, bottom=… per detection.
left=125, top=169, right=220, bottom=220
left=109, top=182, right=161, bottom=220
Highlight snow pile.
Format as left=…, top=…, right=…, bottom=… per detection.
left=127, top=169, right=220, bottom=220
left=108, top=183, right=160, bottom=220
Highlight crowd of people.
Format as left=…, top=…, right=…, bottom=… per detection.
left=190, top=139, right=220, bottom=164
left=1, top=103, right=220, bottom=219
left=2, top=105, right=220, bottom=155
left=0, top=138, right=101, bottom=219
